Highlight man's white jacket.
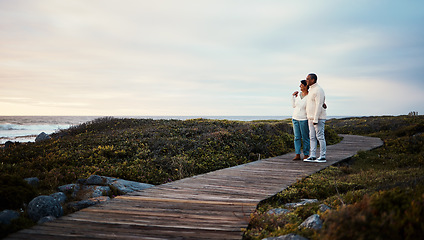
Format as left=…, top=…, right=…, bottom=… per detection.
left=306, top=83, right=327, bottom=123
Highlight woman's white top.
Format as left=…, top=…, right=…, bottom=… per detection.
left=291, top=92, right=308, bottom=121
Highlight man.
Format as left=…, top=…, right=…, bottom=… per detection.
left=304, top=73, right=327, bottom=163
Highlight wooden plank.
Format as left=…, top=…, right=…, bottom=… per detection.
left=5, top=134, right=383, bottom=240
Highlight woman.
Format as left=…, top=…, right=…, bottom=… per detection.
left=291, top=80, right=310, bottom=160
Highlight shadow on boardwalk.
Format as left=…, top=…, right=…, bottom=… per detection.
left=6, top=134, right=383, bottom=240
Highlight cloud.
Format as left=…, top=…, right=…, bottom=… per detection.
left=0, top=0, right=423, bottom=116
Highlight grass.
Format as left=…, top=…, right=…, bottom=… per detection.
left=243, top=115, right=424, bottom=240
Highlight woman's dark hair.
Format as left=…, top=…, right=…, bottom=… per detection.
left=300, top=80, right=309, bottom=89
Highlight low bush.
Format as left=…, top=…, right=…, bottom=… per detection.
left=322, top=187, right=424, bottom=240
left=0, top=175, right=37, bottom=211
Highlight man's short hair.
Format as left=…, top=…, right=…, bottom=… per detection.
left=308, top=73, right=318, bottom=83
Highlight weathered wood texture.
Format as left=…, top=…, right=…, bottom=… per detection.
left=6, top=134, right=383, bottom=240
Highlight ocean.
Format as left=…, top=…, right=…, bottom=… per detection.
left=0, top=116, right=291, bottom=144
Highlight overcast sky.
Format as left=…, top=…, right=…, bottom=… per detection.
left=1, top=0, right=423, bottom=117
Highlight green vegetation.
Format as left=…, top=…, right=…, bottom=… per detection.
left=243, top=115, right=424, bottom=240
left=0, top=118, right=296, bottom=192
left=0, top=117, right=302, bottom=237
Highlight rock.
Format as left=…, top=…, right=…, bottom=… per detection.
left=263, top=233, right=309, bottom=240
left=267, top=208, right=290, bottom=215
left=109, top=178, right=154, bottom=194
left=319, top=204, right=331, bottom=212
left=67, top=196, right=110, bottom=211
left=4, top=141, right=13, bottom=149
left=27, top=195, right=63, bottom=222
left=285, top=199, right=318, bottom=208
left=35, top=132, right=51, bottom=142
left=77, top=178, right=87, bottom=184
left=50, top=192, right=67, bottom=204
left=37, top=215, right=56, bottom=224
left=0, top=210, right=20, bottom=225
left=299, top=214, right=323, bottom=230
left=24, top=177, right=39, bottom=187
left=57, top=183, right=77, bottom=193
left=86, top=175, right=111, bottom=186
left=72, top=185, right=111, bottom=200
left=4, top=141, right=20, bottom=149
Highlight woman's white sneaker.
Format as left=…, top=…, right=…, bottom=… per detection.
left=316, top=157, right=326, bottom=163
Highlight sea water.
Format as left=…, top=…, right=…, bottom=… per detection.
left=0, top=116, right=291, bottom=144
left=0, top=116, right=101, bottom=144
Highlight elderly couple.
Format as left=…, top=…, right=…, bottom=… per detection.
left=291, top=73, right=327, bottom=163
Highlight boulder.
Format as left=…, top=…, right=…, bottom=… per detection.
left=263, top=233, right=309, bottom=240
left=57, top=183, right=77, bottom=193
left=285, top=199, right=318, bottom=208
left=299, top=214, right=323, bottom=230
left=67, top=196, right=110, bottom=211
left=37, top=215, right=56, bottom=224
left=0, top=210, right=20, bottom=225
left=86, top=175, right=111, bottom=186
left=24, top=177, right=39, bottom=187
left=35, top=132, right=51, bottom=142
left=319, top=204, right=331, bottom=212
left=50, top=192, right=67, bottom=204
left=72, top=185, right=111, bottom=200
left=27, top=195, right=63, bottom=222
left=267, top=208, right=290, bottom=215
left=4, top=141, right=20, bottom=149
left=109, top=178, right=154, bottom=194
left=4, top=141, right=13, bottom=149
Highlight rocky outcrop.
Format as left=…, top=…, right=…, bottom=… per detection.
left=68, top=196, right=110, bottom=211
left=267, top=208, right=290, bottom=215
left=284, top=199, right=318, bottom=208
left=60, top=175, right=154, bottom=197
left=72, top=184, right=111, bottom=199
left=60, top=175, right=154, bottom=210
left=50, top=192, right=67, bottom=204
left=319, top=203, right=331, bottom=212
left=109, top=178, right=154, bottom=194
left=1, top=175, right=154, bottom=227
left=35, top=132, right=51, bottom=142
left=4, top=141, right=21, bottom=149
left=37, top=215, right=56, bottom=224
left=57, top=183, right=77, bottom=193
left=299, top=214, right=323, bottom=230
left=27, top=195, right=64, bottom=222
left=265, top=199, right=330, bottom=240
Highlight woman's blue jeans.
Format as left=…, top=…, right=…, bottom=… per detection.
left=292, top=119, right=310, bottom=155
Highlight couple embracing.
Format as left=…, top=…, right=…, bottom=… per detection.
left=291, top=73, right=327, bottom=163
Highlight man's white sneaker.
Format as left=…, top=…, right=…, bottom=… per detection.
left=316, top=157, right=326, bottom=163
left=303, top=157, right=317, bottom=162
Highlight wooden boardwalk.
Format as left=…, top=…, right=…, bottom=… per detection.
left=6, top=134, right=383, bottom=240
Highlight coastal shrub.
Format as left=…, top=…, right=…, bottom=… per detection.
left=0, top=118, right=298, bottom=190
left=271, top=166, right=364, bottom=205
left=324, top=126, right=342, bottom=145
left=0, top=175, right=37, bottom=211
left=326, top=115, right=424, bottom=136
left=321, top=187, right=424, bottom=240
left=244, top=211, right=303, bottom=240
